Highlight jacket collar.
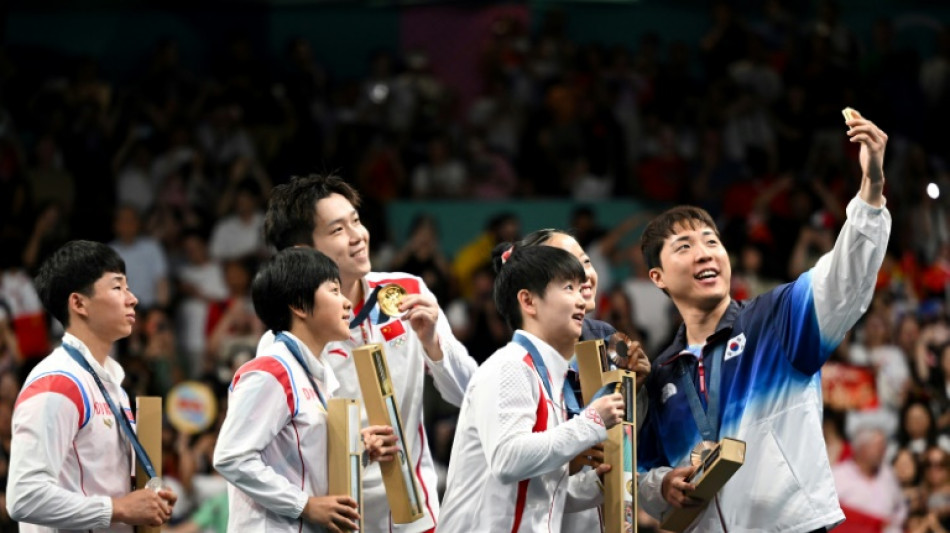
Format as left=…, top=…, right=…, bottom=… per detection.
left=658, top=299, right=742, bottom=365
left=62, top=332, right=126, bottom=385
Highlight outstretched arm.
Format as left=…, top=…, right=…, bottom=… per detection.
left=848, top=109, right=887, bottom=208
left=780, top=110, right=892, bottom=374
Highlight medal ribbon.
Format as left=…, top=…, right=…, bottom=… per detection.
left=674, top=342, right=726, bottom=442
left=513, top=332, right=616, bottom=418
left=348, top=285, right=384, bottom=329
left=63, top=343, right=158, bottom=480
left=275, top=332, right=328, bottom=411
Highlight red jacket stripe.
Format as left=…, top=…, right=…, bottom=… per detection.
left=511, top=354, right=551, bottom=532
left=368, top=278, right=421, bottom=295
left=15, top=373, right=90, bottom=428
left=231, top=356, right=297, bottom=416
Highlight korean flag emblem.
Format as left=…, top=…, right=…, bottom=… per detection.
left=724, top=333, right=746, bottom=361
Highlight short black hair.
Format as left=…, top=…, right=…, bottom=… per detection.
left=34, top=240, right=127, bottom=328
left=491, top=244, right=585, bottom=330
left=640, top=205, right=720, bottom=271
left=251, top=247, right=341, bottom=333
left=264, top=174, right=361, bottom=251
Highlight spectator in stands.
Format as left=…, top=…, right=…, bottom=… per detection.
left=390, top=215, right=453, bottom=305
left=452, top=212, right=520, bottom=299
left=894, top=448, right=928, bottom=517
left=27, top=135, right=75, bottom=216
left=833, top=425, right=907, bottom=532
left=895, top=314, right=923, bottom=383
left=209, top=177, right=269, bottom=261
left=174, top=229, right=228, bottom=377
left=915, top=318, right=950, bottom=391
left=897, top=400, right=947, bottom=457
left=110, top=205, right=170, bottom=310
left=849, top=312, right=911, bottom=435
left=195, top=100, right=257, bottom=171
left=930, top=343, right=950, bottom=432
left=206, top=257, right=263, bottom=371
left=22, top=203, right=70, bottom=273
left=825, top=407, right=852, bottom=467
left=446, top=264, right=508, bottom=366
left=113, top=135, right=155, bottom=215
left=410, top=136, right=468, bottom=199
left=730, top=241, right=780, bottom=300
left=467, top=135, right=518, bottom=199
left=0, top=237, right=48, bottom=369
left=923, top=447, right=950, bottom=530
left=123, top=307, right=179, bottom=397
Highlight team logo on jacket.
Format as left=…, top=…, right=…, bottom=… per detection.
left=724, top=333, right=746, bottom=361
left=661, top=383, right=677, bottom=404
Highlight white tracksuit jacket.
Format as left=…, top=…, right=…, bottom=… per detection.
left=214, top=331, right=340, bottom=532
left=257, top=272, right=478, bottom=532
left=438, top=330, right=606, bottom=532
left=7, top=333, right=134, bottom=532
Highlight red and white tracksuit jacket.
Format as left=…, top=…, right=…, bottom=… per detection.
left=7, top=333, right=134, bottom=532
left=214, top=331, right=340, bottom=532
left=257, top=271, right=478, bottom=533
left=438, top=330, right=606, bottom=533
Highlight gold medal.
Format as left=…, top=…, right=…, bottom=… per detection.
left=690, top=440, right=718, bottom=467
left=377, top=284, right=407, bottom=317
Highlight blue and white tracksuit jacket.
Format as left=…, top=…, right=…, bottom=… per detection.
left=638, top=196, right=891, bottom=532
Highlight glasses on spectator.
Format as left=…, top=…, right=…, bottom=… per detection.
left=925, top=459, right=948, bottom=469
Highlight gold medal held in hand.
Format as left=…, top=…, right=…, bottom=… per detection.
left=378, top=284, right=408, bottom=317
left=690, top=440, right=718, bottom=467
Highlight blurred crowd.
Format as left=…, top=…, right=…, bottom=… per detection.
left=1, top=0, right=950, bottom=530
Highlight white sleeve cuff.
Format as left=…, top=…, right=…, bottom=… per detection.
left=564, top=469, right=605, bottom=512
left=422, top=337, right=447, bottom=367
left=95, top=495, right=114, bottom=529
left=851, top=193, right=887, bottom=212
left=293, top=491, right=309, bottom=520
left=638, top=467, right=673, bottom=520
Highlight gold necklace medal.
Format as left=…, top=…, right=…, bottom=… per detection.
left=377, top=284, right=408, bottom=317
left=690, top=440, right=718, bottom=467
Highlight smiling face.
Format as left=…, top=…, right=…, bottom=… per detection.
left=544, top=233, right=598, bottom=312
left=303, top=279, right=353, bottom=345
left=311, top=193, right=371, bottom=283
left=526, top=277, right=587, bottom=354
left=74, top=272, right=139, bottom=342
left=649, top=221, right=731, bottom=312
